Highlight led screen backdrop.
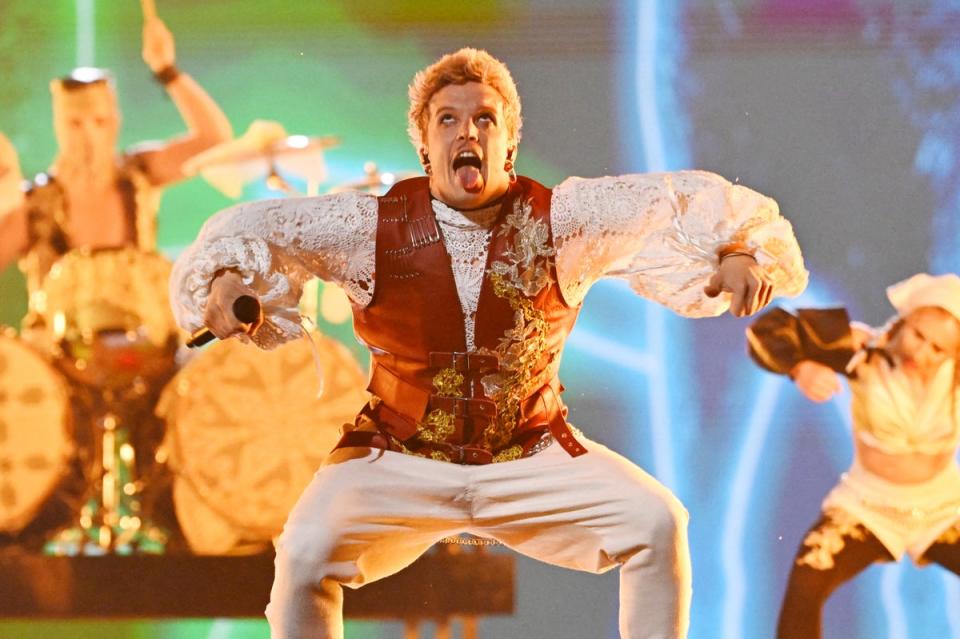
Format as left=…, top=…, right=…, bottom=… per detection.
left=0, top=1, right=957, bottom=637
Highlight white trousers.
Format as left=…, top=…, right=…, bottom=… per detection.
left=266, top=435, right=691, bottom=639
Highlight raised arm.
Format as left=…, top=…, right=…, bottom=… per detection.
left=0, top=133, right=28, bottom=272
left=131, top=17, right=233, bottom=186
left=746, top=306, right=861, bottom=402
left=170, top=191, right=377, bottom=349
left=551, top=170, right=808, bottom=317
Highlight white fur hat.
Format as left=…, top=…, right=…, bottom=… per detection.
left=886, top=273, right=960, bottom=322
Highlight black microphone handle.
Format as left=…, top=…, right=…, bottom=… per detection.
left=185, top=295, right=262, bottom=349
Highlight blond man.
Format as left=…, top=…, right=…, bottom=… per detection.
left=171, top=49, right=808, bottom=638
left=748, top=273, right=960, bottom=638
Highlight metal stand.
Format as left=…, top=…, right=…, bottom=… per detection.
left=46, top=402, right=167, bottom=556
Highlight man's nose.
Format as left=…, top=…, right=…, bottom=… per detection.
left=458, top=120, right=479, bottom=141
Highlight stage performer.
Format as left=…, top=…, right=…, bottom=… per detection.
left=171, top=48, right=807, bottom=638
left=0, top=13, right=232, bottom=327
left=747, top=273, right=960, bottom=639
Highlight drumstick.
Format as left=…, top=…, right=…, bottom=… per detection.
left=140, top=0, right=157, bottom=22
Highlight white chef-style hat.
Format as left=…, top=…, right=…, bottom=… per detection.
left=886, top=273, right=960, bottom=323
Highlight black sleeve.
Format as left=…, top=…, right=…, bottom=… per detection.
left=746, top=307, right=855, bottom=377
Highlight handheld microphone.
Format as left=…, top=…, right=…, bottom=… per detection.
left=186, top=295, right=262, bottom=349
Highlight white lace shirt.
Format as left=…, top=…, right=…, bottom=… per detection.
left=170, top=171, right=808, bottom=350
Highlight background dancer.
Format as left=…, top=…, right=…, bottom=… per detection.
left=747, top=273, right=960, bottom=639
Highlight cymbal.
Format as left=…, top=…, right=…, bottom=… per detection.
left=327, top=162, right=420, bottom=195
left=197, top=135, right=340, bottom=168
left=184, top=120, right=338, bottom=198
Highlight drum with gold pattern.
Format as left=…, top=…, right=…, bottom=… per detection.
left=156, top=328, right=368, bottom=554
left=40, top=247, right=179, bottom=389
left=0, top=328, right=73, bottom=534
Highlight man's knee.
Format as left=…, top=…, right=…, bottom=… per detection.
left=633, top=488, right=689, bottom=548
left=274, top=526, right=343, bottom=589
left=612, top=487, right=689, bottom=569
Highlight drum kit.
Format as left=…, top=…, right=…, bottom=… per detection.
left=0, top=124, right=399, bottom=556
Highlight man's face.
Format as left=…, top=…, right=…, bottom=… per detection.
left=423, top=82, right=513, bottom=209
left=52, top=83, right=120, bottom=169
left=890, top=306, right=960, bottom=376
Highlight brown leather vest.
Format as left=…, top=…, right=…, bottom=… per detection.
left=340, top=176, right=587, bottom=464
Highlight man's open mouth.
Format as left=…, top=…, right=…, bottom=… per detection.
left=452, top=151, right=482, bottom=171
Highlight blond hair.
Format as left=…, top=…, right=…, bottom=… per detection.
left=407, top=48, right=522, bottom=150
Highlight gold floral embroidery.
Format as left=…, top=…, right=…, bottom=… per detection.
left=492, top=444, right=523, bottom=463
left=488, top=199, right=556, bottom=297
left=413, top=368, right=462, bottom=444
left=481, top=198, right=558, bottom=455
left=432, top=368, right=464, bottom=398
left=418, top=409, right=455, bottom=443
left=796, top=509, right=868, bottom=570
left=387, top=433, right=450, bottom=462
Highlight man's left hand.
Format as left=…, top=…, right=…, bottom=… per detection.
left=704, top=254, right=773, bottom=317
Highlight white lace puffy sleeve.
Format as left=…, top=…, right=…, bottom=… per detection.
left=551, top=170, right=808, bottom=316
left=170, top=191, right=378, bottom=349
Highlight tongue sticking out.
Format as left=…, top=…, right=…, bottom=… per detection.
left=456, top=165, right=483, bottom=193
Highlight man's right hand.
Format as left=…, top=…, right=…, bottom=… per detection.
left=203, top=270, right=259, bottom=339
left=789, top=360, right=841, bottom=403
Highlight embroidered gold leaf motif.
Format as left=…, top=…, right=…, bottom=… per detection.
left=418, top=409, right=455, bottom=443
left=491, top=199, right=556, bottom=298
left=412, top=369, right=462, bottom=445
left=480, top=198, right=558, bottom=458
left=432, top=368, right=464, bottom=398
left=492, top=445, right=523, bottom=463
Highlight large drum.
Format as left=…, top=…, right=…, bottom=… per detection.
left=157, top=329, right=368, bottom=554
left=0, top=329, right=73, bottom=534
left=40, top=247, right=179, bottom=389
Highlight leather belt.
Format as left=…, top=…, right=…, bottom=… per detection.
left=428, top=351, right=500, bottom=374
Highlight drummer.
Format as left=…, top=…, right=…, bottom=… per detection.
left=0, top=12, right=232, bottom=329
